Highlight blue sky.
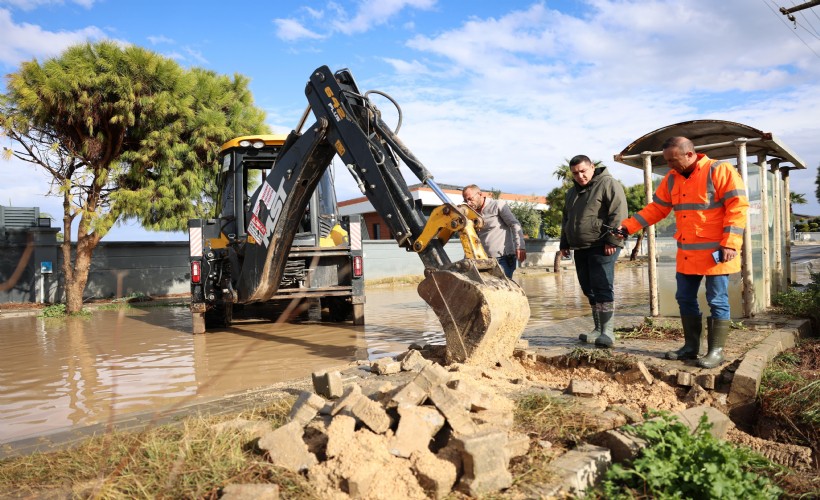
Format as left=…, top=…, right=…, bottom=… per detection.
left=1, top=0, right=819, bottom=241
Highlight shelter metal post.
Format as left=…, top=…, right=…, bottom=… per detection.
left=758, top=156, right=770, bottom=308
left=781, top=168, right=792, bottom=285
left=735, top=139, right=754, bottom=317
left=641, top=152, right=659, bottom=316
left=769, top=159, right=783, bottom=294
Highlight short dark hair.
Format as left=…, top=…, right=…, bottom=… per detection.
left=569, top=155, right=592, bottom=168
left=662, top=136, right=695, bottom=153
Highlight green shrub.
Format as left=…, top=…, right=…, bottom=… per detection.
left=37, top=303, right=91, bottom=318
left=773, top=271, right=820, bottom=334
left=38, top=303, right=66, bottom=318
left=596, top=412, right=782, bottom=499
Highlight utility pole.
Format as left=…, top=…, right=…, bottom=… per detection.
left=780, top=0, right=820, bottom=22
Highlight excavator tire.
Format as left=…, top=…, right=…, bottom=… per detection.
left=323, top=296, right=353, bottom=322
left=204, top=302, right=233, bottom=329
left=417, top=261, right=529, bottom=366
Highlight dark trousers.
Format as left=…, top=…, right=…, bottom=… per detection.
left=497, top=254, right=516, bottom=279
left=573, top=246, right=620, bottom=305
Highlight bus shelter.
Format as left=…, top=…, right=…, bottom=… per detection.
left=614, top=120, right=806, bottom=318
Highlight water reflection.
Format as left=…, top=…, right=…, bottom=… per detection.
left=0, top=268, right=651, bottom=443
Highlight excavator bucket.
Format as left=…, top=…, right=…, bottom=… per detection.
left=417, top=259, right=530, bottom=366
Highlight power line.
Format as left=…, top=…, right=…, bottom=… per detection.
left=763, top=0, right=820, bottom=58
left=791, top=0, right=820, bottom=37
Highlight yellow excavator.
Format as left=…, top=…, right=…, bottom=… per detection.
left=187, top=65, right=529, bottom=365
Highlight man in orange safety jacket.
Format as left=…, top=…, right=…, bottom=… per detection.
left=616, top=136, right=748, bottom=368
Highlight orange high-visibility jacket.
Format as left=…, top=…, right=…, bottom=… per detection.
left=621, top=154, right=749, bottom=275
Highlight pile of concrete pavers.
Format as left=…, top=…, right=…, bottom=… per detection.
left=251, top=348, right=530, bottom=499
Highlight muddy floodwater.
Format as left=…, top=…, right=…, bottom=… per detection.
left=0, top=268, right=652, bottom=443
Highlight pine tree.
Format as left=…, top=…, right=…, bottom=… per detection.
left=0, top=41, right=268, bottom=313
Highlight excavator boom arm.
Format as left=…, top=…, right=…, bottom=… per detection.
left=236, top=65, right=529, bottom=366
left=239, top=66, right=449, bottom=302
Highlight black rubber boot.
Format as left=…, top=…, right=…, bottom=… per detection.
left=665, top=315, right=703, bottom=360
left=579, top=305, right=600, bottom=344
left=697, top=318, right=730, bottom=369
left=595, top=302, right=615, bottom=348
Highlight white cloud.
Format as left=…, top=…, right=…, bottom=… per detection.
left=274, top=0, right=436, bottom=41
left=358, top=0, right=820, bottom=214
left=273, top=18, right=324, bottom=42
left=0, top=0, right=94, bottom=10
left=382, top=57, right=430, bottom=75
left=332, top=0, right=436, bottom=35
left=0, top=8, right=106, bottom=66
left=183, top=46, right=208, bottom=65
left=147, top=34, right=174, bottom=45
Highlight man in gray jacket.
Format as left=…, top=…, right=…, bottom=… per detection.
left=559, top=155, right=628, bottom=348
left=462, top=184, right=527, bottom=279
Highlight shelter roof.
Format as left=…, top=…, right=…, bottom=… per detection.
left=614, top=119, right=806, bottom=172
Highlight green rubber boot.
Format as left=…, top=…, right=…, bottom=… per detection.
left=697, top=318, right=730, bottom=369
left=665, top=315, right=702, bottom=360
left=578, top=305, right=600, bottom=344
left=595, top=302, right=615, bottom=348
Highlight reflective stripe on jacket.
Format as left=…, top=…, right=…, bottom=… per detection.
left=621, top=154, right=749, bottom=275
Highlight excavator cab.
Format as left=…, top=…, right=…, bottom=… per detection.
left=188, top=135, right=364, bottom=332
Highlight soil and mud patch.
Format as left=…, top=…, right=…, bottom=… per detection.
left=1, top=338, right=817, bottom=498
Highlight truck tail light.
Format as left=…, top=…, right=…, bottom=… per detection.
left=191, top=261, right=202, bottom=283
left=352, top=255, right=363, bottom=278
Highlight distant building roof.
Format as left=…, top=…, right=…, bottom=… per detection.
left=0, top=205, right=41, bottom=229
left=339, top=184, right=547, bottom=216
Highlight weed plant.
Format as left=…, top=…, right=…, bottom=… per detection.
left=759, top=340, right=820, bottom=451
left=593, top=412, right=783, bottom=499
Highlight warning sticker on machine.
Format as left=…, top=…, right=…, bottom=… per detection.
left=248, top=214, right=267, bottom=244
left=253, top=181, right=275, bottom=217
left=260, top=182, right=274, bottom=208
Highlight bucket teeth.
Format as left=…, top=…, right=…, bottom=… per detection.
left=418, top=262, right=529, bottom=366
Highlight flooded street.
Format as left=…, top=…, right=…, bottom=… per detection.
left=1, top=267, right=654, bottom=443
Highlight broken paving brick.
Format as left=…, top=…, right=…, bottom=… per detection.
left=288, top=391, right=326, bottom=426
left=456, top=429, right=512, bottom=496
left=312, top=370, right=344, bottom=399
left=566, top=379, right=600, bottom=397
left=389, top=404, right=445, bottom=458
left=258, top=421, right=317, bottom=472
left=371, top=357, right=401, bottom=375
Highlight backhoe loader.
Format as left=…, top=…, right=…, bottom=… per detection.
left=187, top=65, right=529, bottom=365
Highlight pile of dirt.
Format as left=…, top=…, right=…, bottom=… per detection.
left=225, top=346, right=701, bottom=498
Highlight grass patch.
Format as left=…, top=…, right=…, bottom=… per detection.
left=615, top=316, right=683, bottom=341
left=364, top=275, right=424, bottom=287
left=37, top=303, right=92, bottom=318
left=758, top=339, right=820, bottom=454
left=565, top=346, right=619, bottom=363
left=497, top=392, right=601, bottom=496
left=0, top=398, right=310, bottom=499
